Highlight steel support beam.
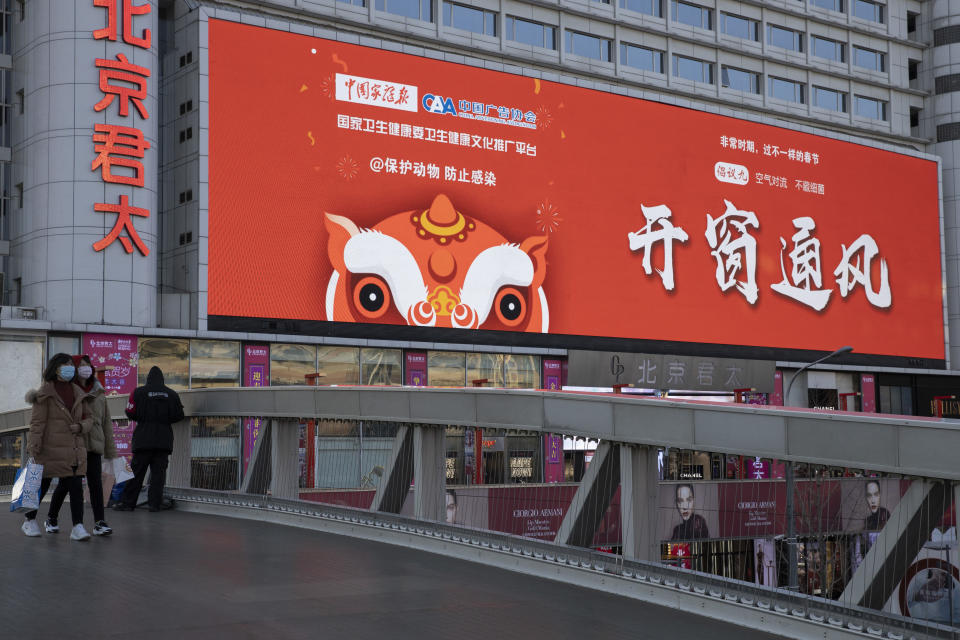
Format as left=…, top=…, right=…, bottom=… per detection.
left=556, top=442, right=620, bottom=548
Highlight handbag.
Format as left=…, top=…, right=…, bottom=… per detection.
left=9, top=461, right=44, bottom=513
left=112, top=456, right=134, bottom=484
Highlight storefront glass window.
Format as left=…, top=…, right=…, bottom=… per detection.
left=0, top=432, right=24, bottom=484
left=271, top=343, right=317, bottom=385
left=428, top=350, right=466, bottom=387
left=48, top=334, right=79, bottom=359
left=138, top=338, right=189, bottom=389
left=191, top=417, right=240, bottom=490
left=360, top=348, right=402, bottom=385
left=318, top=346, right=360, bottom=384
left=190, top=340, right=240, bottom=388
left=505, top=354, right=540, bottom=388
left=466, top=353, right=506, bottom=386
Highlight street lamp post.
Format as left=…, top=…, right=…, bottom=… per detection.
left=783, top=345, right=853, bottom=591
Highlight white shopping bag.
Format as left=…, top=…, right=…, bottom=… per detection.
left=10, top=461, right=43, bottom=512
left=112, top=456, right=134, bottom=484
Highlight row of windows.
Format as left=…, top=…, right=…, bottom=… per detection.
left=440, top=4, right=888, bottom=75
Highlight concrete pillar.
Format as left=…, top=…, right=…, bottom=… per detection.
left=620, top=444, right=659, bottom=562
left=413, top=425, right=446, bottom=522
left=240, top=418, right=271, bottom=495
left=269, top=418, right=299, bottom=499
left=166, top=418, right=191, bottom=488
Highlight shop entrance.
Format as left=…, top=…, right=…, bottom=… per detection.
left=484, top=451, right=505, bottom=484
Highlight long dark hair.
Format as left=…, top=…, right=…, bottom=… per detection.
left=42, top=353, right=74, bottom=382
left=74, top=355, right=95, bottom=387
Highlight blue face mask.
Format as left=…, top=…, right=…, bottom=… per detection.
left=57, top=366, right=75, bottom=381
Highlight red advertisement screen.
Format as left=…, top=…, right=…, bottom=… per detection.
left=208, top=20, right=944, bottom=360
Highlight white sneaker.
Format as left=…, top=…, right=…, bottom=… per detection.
left=21, top=519, right=41, bottom=537
left=92, top=521, right=113, bottom=536
left=44, top=518, right=59, bottom=533
left=70, top=524, right=91, bottom=541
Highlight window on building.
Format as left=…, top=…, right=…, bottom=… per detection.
left=810, top=0, right=843, bottom=11
left=768, top=76, right=805, bottom=103
left=672, top=54, right=713, bottom=83
left=767, top=24, right=803, bottom=52
left=270, top=343, right=318, bottom=385
left=505, top=354, right=540, bottom=388
left=671, top=0, right=712, bottom=29
left=854, top=95, right=887, bottom=120
left=810, top=35, right=845, bottom=62
left=16, top=0, right=23, bottom=22
left=443, top=2, right=497, bottom=36
left=721, top=66, right=760, bottom=93
left=852, top=45, right=885, bottom=72
left=851, top=0, right=884, bottom=23
left=375, top=0, right=433, bottom=21
left=812, top=86, right=846, bottom=112
left=720, top=13, right=759, bottom=41
left=15, top=88, right=22, bottom=114
left=428, top=351, right=467, bottom=386
left=15, top=182, right=22, bottom=208
left=907, top=11, right=919, bottom=38
left=360, top=347, right=402, bottom=385
left=467, top=353, right=507, bottom=386
left=620, top=0, right=662, bottom=17
left=318, top=346, right=361, bottom=384
left=910, top=107, right=921, bottom=130
left=908, top=59, right=919, bottom=81
left=565, top=30, right=612, bottom=62
left=138, top=338, right=190, bottom=389
left=879, top=384, right=912, bottom=415
left=505, top=16, right=556, bottom=49
left=190, top=340, right=241, bottom=388
left=620, top=42, right=664, bottom=72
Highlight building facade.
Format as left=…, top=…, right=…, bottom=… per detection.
left=0, top=0, right=956, bottom=415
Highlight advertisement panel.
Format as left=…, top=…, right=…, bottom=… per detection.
left=82, top=333, right=139, bottom=396
left=209, top=20, right=943, bottom=363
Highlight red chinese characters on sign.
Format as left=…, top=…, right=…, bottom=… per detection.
left=91, top=1, right=152, bottom=257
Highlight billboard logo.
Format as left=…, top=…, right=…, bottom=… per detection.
left=714, top=162, right=749, bottom=185
left=422, top=94, right=458, bottom=115
left=335, top=73, right=418, bottom=113
left=421, top=92, right=538, bottom=130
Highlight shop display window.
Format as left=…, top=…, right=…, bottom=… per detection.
left=271, top=343, right=317, bottom=385
left=360, top=348, right=402, bottom=385
left=428, top=350, right=466, bottom=387
left=318, top=346, right=360, bottom=385
left=505, top=354, right=539, bottom=388
left=190, top=340, right=240, bottom=388
left=138, top=338, right=189, bottom=389
left=466, top=353, right=506, bottom=386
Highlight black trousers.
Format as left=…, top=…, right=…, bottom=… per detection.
left=48, top=452, right=106, bottom=523
left=25, top=475, right=84, bottom=526
left=120, top=449, right=169, bottom=509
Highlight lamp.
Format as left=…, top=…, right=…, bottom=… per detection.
left=784, top=346, right=853, bottom=406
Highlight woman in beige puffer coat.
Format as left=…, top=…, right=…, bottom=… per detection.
left=21, top=353, right=93, bottom=540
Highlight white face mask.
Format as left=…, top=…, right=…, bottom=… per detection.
left=57, top=366, right=75, bottom=382
left=78, top=365, right=93, bottom=379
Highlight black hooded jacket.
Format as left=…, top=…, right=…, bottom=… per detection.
left=125, top=367, right=185, bottom=453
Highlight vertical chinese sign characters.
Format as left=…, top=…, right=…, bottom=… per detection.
left=91, top=0, right=152, bottom=256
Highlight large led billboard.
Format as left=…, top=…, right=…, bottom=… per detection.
left=208, top=19, right=944, bottom=364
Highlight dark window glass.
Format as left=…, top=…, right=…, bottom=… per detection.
left=672, top=54, right=713, bottom=83
left=721, top=66, right=760, bottom=93
left=620, top=43, right=664, bottom=72
left=565, top=30, right=612, bottom=62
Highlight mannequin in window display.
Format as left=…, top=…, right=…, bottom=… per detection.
left=671, top=483, right=709, bottom=540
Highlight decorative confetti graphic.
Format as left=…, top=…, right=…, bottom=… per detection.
left=337, top=155, right=359, bottom=180
left=536, top=200, right=562, bottom=234
left=332, top=53, right=348, bottom=72
left=533, top=78, right=541, bottom=95
left=535, top=106, right=553, bottom=130
left=307, top=131, right=315, bottom=146
left=320, top=75, right=336, bottom=100
left=300, top=84, right=308, bottom=93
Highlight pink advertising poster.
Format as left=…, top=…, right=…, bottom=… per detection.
left=544, top=434, right=564, bottom=483
left=243, top=345, right=270, bottom=473
left=861, top=374, right=877, bottom=412
left=112, top=419, right=136, bottom=464
left=83, top=333, right=139, bottom=397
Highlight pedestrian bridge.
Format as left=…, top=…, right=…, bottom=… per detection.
left=1, top=386, right=957, bottom=640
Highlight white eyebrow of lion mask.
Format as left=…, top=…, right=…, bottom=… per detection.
left=339, top=229, right=435, bottom=326
left=456, top=244, right=535, bottom=327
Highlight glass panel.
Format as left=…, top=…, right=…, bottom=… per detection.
left=467, top=352, right=506, bottom=386
left=853, top=47, right=884, bottom=71
left=505, top=354, right=539, bottom=388
left=721, top=67, right=759, bottom=93
left=192, top=416, right=241, bottom=437
left=900, top=386, right=913, bottom=415
left=446, top=2, right=487, bottom=34
left=810, top=0, right=842, bottom=11
left=270, top=343, right=317, bottom=385
left=379, top=0, right=425, bottom=19
left=721, top=13, right=758, bottom=41
left=812, top=86, right=845, bottom=112
left=361, top=348, right=402, bottom=385
left=621, top=43, right=663, bottom=72
left=672, top=0, right=710, bottom=29
left=0, top=432, right=23, bottom=485
left=190, top=340, right=240, bottom=388
left=138, top=338, right=189, bottom=389
left=318, top=346, right=360, bottom=385
left=852, top=0, right=883, bottom=22
left=566, top=31, right=611, bottom=61
left=768, top=24, right=802, bottom=51
left=854, top=95, right=886, bottom=120
left=511, top=16, right=553, bottom=49
left=484, top=12, right=496, bottom=36
left=811, top=36, right=843, bottom=61
left=48, top=334, right=79, bottom=359
left=620, top=0, right=661, bottom=16
left=769, top=77, right=804, bottom=103
left=673, top=55, right=712, bottom=83
left=428, top=351, right=467, bottom=387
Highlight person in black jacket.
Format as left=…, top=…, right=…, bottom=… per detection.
left=114, top=366, right=185, bottom=512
